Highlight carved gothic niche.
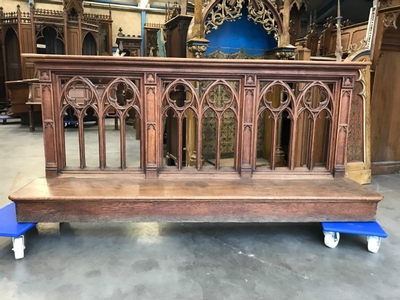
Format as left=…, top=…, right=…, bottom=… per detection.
left=290, top=0, right=309, bottom=10
left=63, top=0, right=84, bottom=17
left=289, top=0, right=309, bottom=45
left=203, top=0, right=283, bottom=42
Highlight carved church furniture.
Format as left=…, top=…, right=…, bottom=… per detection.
left=5, top=79, right=40, bottom=126
left=165, top=15, right=192, bottom=58
left=9, top=54, right=382, bottom=225
left=0, top=202, right=37, bottom=259
left=319, top=19, right=368, bottom=58
left=115, top=28, right=142, bottom=57
left=0, top=2, right=113, bottom=122
left=370, top=3, right=400, bottom=175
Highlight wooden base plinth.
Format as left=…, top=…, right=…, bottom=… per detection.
left=10, top=177, right=382, bottom=223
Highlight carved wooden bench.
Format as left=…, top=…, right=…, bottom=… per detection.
left=10, top=177, right=382, bottom=223
left=10, top=55, right=382, bottom=224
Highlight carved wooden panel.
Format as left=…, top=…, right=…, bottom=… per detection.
left=27, top=55, right=364, bottom=178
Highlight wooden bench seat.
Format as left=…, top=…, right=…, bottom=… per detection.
left=10, top=177, right=382, bottom=223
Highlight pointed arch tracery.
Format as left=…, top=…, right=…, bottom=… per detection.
left=203, top=0, right=283, bottom=42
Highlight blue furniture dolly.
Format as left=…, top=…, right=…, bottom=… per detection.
left=322, top=221, right=388, bottom=253
left=0, top=203, right=37, bottom=259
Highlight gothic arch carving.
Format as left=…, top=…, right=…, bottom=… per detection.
left=188, top=0, right=283, bottom=42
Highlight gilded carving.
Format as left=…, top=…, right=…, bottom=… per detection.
left=204, top=0, right=245, bottom=35
left=204, top=0, right=280, bottom=41
left=204, top=48, right=268, bottom=59
left=348, top=39, right=368, bottom=55
left=187, top=43, right=208, bottom=58
left=275, top=50, right=295, bottom=60
left=248, top=0, right=280, bottom=41
left=383, top=11, right=400, bottom=30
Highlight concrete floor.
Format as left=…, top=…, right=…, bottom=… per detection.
left=1, top=120, right=399, bottom=300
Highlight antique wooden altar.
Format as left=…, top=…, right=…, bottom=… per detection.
left=9, top=54, right=382, bottom=223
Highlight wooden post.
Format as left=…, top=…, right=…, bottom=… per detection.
left=144, top=73, right=158, bottom=178
left=280, top=0, right=291, bottom=47
left=335, top=0, right=343, bottom=61
left=335, top=76, right=355, bottom=177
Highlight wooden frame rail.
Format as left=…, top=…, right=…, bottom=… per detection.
left=23, top=54, right=368, bottom=180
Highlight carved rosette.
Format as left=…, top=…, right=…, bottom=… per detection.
left=343, top=76, right=354, bottom=88
left=245, top=75, right=256, bottom=86
left=145, top=73, right=156, bottom=84
left=40, top=70, right=51, bottom=81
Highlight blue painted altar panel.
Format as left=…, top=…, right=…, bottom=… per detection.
left=205, top=6, right=277, bottom=55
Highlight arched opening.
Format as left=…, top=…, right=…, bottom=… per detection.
left=5, top=28, right=22, bottom=80
left=203, top=0, right=280, bottom=58
left=37, top=26, right=65, bottom=54
left=82, top=32, right=97, bottom=55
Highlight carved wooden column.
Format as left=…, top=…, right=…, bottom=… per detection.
left=344, top=51, right=372, bottom=184
left=241, top=75, right=256, bottom=177
left=39, top=70, right=58, bottom=178
left=334, top=76, right=355, bottom=178
left=294, top=47, right=311, bottom=168
left=187, top=0, right=209, bottom=58
left=280, top=0, right=291, bottom=47
left=335, top=0, right=343, bottom=61
left=144, top=73, right=158, bottom=178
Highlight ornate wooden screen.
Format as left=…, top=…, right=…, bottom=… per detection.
left=25, top=55, right=367, bottom=179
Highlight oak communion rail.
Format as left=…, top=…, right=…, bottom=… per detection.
left=9, top=54, right=382, bottom=223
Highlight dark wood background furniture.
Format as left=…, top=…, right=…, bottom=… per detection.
left=0, top=2, right=113, bottom=122
left=9, top=54, right=382, bottom=223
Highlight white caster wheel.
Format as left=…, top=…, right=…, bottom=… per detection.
left=12, top=235, right=26, bottom=259
left=367, top=236, right=381, bottom=253
left=323, top=231, right=340, bottom=248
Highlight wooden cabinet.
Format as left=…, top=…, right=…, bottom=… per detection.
left=115, top=28, right=142, bottom=57
left=0, top=2, right=113, bottom=119
left=165, top=15, right=192, bottom=58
